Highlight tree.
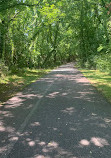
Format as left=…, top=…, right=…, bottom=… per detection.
left=0, top=0, right=111, bottom=72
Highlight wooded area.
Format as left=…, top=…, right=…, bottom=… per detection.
left=0, top=0, right=111, bottom=72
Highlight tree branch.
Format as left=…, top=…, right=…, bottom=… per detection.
left=0, top=1, right=41, bottom=12
left=8, top=11, right=21, bottom=23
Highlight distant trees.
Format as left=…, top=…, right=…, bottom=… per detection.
left=0, top=0, right=111, bottom=72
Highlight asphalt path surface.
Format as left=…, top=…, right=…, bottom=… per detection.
left=0, top=63, right=111, bottom=158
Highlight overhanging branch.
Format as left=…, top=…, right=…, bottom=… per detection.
left=0, top=1, right=41, bottom=12
left=8, top=11, right=20, bottom=23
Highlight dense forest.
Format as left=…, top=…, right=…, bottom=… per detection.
left=0, top=0, right=111, bottom=72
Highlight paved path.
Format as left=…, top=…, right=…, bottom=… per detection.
left=0, top=63, right=111, bottom=158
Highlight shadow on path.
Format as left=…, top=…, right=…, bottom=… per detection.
left=0, top=63, right=111, bottom=158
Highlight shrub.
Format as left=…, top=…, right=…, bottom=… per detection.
left=94, top=53, right=111, bottom=74
left=0, top=60, right=9, bottom=77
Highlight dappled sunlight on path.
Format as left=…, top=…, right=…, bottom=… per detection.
left=0, top=63, right=111, bottom=158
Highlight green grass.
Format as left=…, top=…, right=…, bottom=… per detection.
left=0, top=68, right=51, bottom=104
left=79, top=69, right=111, bottom=103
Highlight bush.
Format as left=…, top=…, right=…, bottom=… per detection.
left=94, top=53, right=111, bottom=73
left=84, top=55, right=97, bottom=69
left=0, top=60, right=9, bottom=77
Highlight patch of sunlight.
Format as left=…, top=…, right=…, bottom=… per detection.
left=61, top=107, right=75, bottom=115
left=0, top=146, right=7, bottom=154
left=53, top=68, right=74, bottom=72
left=9, top=137, right=18, bottom=141
left=48, top=141, right=58, bottom=148
left=11, top=75, right=22, bottom=79
left=79, top=139, right=90, bottom=146
left=0, top=76, right=9, bottom=84
left=38, top=142, right=46, bottom=146
left=104, top=118, right=111, bottom=123
left=30, top=122, right=40, bottom=127
left=79, top=137, right=109, bottom=148
left=28, top=141, right=36, bottom=147
left=0, top=125, right=5, bottom=132
left=34, top=155, right=45, bottom=158
left=91, top=137, right=109, bottom=147
left=47, top=92, right=59, bottom=98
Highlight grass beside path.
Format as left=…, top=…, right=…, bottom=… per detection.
left=79, top=69, right=111, bottom=103
left=0, top=68, right=51, bottom=104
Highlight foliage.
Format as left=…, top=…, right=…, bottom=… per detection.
left=94, top=53, right=111, bottom=73
left=0, top=0, right=111, bottom=72
left=0, top=60, right=9, bottom=77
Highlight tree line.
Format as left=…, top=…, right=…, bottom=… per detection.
left=0, top=0, right=111, bottom=72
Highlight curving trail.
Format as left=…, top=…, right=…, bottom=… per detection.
left=0, top=63, right=111, bottom=158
